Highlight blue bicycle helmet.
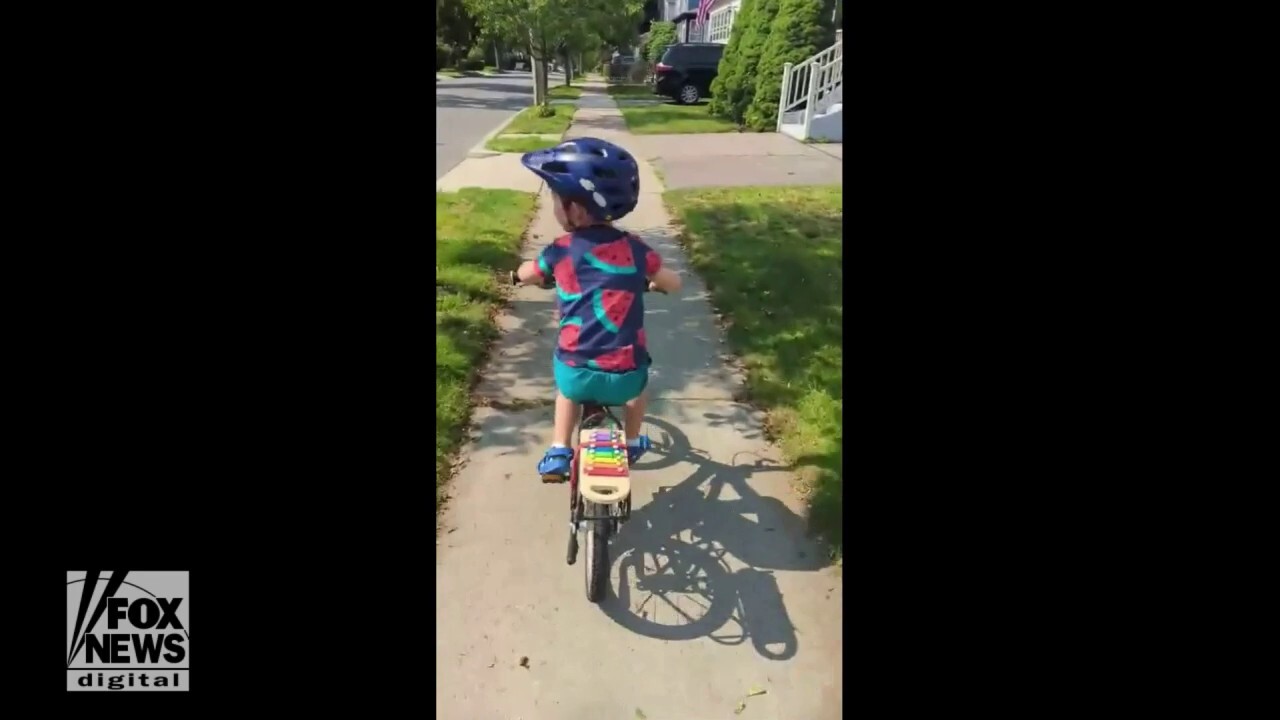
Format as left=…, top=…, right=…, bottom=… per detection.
left=520, top=137, right=640, bottom=222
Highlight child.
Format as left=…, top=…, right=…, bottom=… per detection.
left=513, top=137, right=683, bottom=481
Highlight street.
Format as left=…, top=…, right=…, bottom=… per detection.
left=435, top=71, right=564, bottom=180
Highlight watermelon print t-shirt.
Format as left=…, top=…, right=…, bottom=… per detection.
left=533, top=225, right=662, bottom=373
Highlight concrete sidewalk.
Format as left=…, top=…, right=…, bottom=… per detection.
left=437, top=87, right=843, bottom=719
left=575, top=80, right=842, bottom=188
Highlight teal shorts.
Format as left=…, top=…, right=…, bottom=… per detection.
left=553, top=355, right=650, bottom=406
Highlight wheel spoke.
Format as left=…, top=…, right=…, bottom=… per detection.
left=657, top=592, right=700, bottom=625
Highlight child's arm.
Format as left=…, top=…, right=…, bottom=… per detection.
left=514, top=246, right=558, bottom=286
left=649, top=267, right=682, bottom=293
left=640, top=241, right=681, bottom=293
left=515, top=259, right=545, bottom=285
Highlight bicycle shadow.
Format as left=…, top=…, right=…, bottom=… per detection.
left=598, top=412, right=825, bottom=661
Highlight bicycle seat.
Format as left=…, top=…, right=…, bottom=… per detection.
left=577, top=428, right=631, bottom=505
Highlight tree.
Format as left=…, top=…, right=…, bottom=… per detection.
left=439, top=0, right=480, bottom=68
left=744, top=0, right=836, bottom=131
left=645, top=20, right=677, bottom=64
left=464, top=0, right=642, bottom=104
left=707, top=0, right=781, bottom=124
left=477, top=21, right=523, bottom=70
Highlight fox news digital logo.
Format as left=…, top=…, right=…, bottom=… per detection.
left=67, top=571, right=190, bottom=692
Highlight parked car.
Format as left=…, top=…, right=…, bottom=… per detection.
left=607, top=55, right=645, bottom=83
left=652, top=43, right=725, bottom=105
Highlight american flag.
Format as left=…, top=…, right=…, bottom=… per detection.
left=695, top=0, right=712, bottom=29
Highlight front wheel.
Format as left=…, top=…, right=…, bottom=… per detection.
left=583, top=501, right=610, bottom=602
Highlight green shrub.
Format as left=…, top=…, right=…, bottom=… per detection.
left=709, top=0, right=781, bottom=124
left=646, top=21, right=677, bottom=64
left=745, top=0, right=837, bottom=131
left=457, top=45, right=486, bottom=71
left=436, top=40, right=451, bottom=71
left=708, top=0, right=755, bottom=117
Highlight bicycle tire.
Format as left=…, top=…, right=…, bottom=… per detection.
left=583, top=501, right=610, bottom=602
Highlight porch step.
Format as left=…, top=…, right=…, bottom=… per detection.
left=809, top=105, right=842, bottom=142
left=779, top=122, right=806, bottom=140
left=816, top=83, right=842, bottom=114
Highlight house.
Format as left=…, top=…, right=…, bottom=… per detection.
left=646, top=0, right=843, bottom=142
left=699, top=0, right=744, bottom=44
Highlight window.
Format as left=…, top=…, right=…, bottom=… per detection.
left=707, top=4, right=738, bottom=44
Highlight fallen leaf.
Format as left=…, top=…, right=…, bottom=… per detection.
left=635, top=709, right=647, bottom=719
left=519, top=656, right=530, bottom=668
left=748, top=687, right=767, bottom=697
left=734, top=700, right=747, bottom=714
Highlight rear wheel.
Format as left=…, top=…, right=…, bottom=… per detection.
left=677, top=83, right=700, bottom=105
left=583, top=501, right=610, bottom=602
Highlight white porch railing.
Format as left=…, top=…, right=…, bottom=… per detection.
left=776, top=40, right=843, bottom=137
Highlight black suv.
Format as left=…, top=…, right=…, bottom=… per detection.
left=653, top=43, right=725, bottom=105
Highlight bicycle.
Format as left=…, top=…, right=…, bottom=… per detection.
left=508, top=268, right=662, bottom=602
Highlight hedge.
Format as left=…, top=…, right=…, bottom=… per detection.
left=744, top=0, right=837, bottom=131
left=646, top=21, right=678, bottom=64
left=708, top=0, right=782, bottom=124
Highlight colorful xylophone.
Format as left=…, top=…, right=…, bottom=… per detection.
left=582, top=429, right=630, bottom=478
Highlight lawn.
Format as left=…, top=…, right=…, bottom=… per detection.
left=606, top=84, right=655, bottom=98
left=437, top=189, right=539, bottom=514
left=548, top=84, right=583, bottom=99
left=485, top=135, right=562, bottom=153
left=501, top=104, right=577, bottom=135
left=438, top=68, right=466, bottom=78
left=619, top=102, right=739, bottom=134
left=664, top=186, right=843, bottom=558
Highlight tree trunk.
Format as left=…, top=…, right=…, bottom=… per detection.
left=528, top=31, right=545, bottom=106
left=563, top=48, right=572, bottom=85
left=534, top=58, right=546, bottom=105
left=538, top=29, right=550, bottom=107
left=493, top=40, right=500, bottom=69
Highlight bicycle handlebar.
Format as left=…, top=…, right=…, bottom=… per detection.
left=509, top=269, right=665, bottom=294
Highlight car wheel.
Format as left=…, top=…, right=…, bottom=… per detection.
left=677, top=83, right=700, bottom=105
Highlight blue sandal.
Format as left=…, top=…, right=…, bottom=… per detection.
left=537, top=446, right=575, bottom=482
left=627, top=435, right=652, bottom=465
